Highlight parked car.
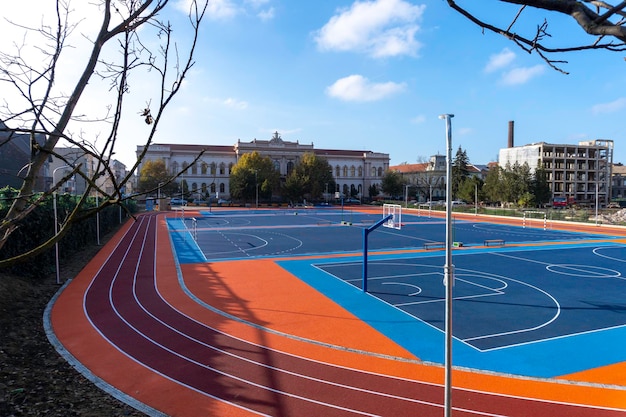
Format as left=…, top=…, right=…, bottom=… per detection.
left=169, top=198, right=187, bottom=206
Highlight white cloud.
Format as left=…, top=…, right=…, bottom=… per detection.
left=500, top=65, right=545, bottom=85
left=457, top=127, right=474, bottom=136
left=257, top=7, right=275, bottom=21
left=223, top=98, right=249, bottom=109
left=326, top=74, right=406, bottom=102
left=591, top=97, right=626, bottom=114
left=484, top=48, right=515, bottom=73
left=411, top=115, right=426, bottom=124
left=314, top=0, right=426, bottom=58
left=179, top=0, right=240, bottom=19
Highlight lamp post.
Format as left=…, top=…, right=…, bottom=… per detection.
left=52, top=165, right=70, bottom=285
left=255, top=170, right=259, bottom=209
left=439, top=113, right=454, bottom=417
left=362, top=153, right=367, bottom=203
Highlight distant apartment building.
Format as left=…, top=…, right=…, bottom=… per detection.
left=50, top=147, right=130, bottom=196
left=611, top=164, right=626, bottom=200
left=499, top=139, right=614, bottom=206
left=0, top=120, right=50, bottom=191
left=136, top=131, right=390, bottom=200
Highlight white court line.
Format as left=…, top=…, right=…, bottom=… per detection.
left=72, top=214, right=626, bottom=416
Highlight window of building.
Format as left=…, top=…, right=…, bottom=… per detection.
left=378, top=167, right=383, bottom=176
left=211, top=183, right=216, bottom=193
left=358, top=166, right=363, bottom=177
left=350, top=166, right=356, bottom=177
left=343, top=166, right=348, bottom=177
left=287, top=161, right=294, bottom=175
left=219, top=163, right=225, bottom=175
left=201, top=163, right=208, bottom=175
left=219, top=183, right=225, bottom=193
left=210, top=162, right=216, bottom=175
left=336, top=165, right=341, bottom=177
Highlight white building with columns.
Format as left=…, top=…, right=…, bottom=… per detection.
left=136, top=131, right=389, bottom=201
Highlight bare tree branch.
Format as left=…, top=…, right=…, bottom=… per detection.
left=0, top=0, right=209, bottom=266
left=446, top=0, right=626, bottom=72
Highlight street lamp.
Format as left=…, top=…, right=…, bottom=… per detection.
left=52, top=165, right=70, bottom=285
left=439, top=113, right=454, bottom=417
left=255, top=170, right=259, bottom=209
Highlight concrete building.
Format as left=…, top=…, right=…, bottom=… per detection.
left=50, top=147, right=130, bottom=196
left=0, top=120, right=51, bottom=191
left=136, top=131, right=390, bottom=201
left=611, top=164, right=626, bottom=200
left=499, top=139, right=614, bottom=206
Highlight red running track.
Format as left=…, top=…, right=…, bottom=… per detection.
left=50, top=212, right=626, bottom=416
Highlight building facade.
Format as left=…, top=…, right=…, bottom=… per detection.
left=499, top=140, right=614, bottom=206
left=136, top=132, right=390, bottom=201
left=390, top=155, right=484, bottom=202
left=49, top=147, right=130, bottom=196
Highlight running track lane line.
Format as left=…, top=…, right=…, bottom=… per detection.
left=51, top=212, right=626, bottom=416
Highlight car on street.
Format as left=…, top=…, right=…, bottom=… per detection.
left=169, top=198, right=187, bottom=206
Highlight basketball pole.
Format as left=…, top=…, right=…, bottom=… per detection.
left=439, top=113, right=454, bottom=417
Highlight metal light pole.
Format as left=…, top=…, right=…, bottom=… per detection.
left=255, top=170, right=259, bottom=209
left=439, top=113, right=454, bottom=417
left=52, top=165, right=70, bottom=285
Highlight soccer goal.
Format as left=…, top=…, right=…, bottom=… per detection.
left=523, top=210, right=547, bottom=230
left=382, top=203, right=402, bottom=230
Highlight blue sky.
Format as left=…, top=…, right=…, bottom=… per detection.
left=3, top=0, right=626, bottom=168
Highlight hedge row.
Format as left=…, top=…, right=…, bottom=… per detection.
left=0, top=191, right=137, bottom=278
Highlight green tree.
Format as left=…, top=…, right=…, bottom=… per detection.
left=532, top=165, right=552, bottom=207
left=137, top=159, right=177, bottom=196
left=0, top=1, right=208, bottom=266
left=452, top=146, right=470, bottom=199
left=483, top=165, right=505, bottom=205
left=284, top=152, right=335, bottom=202
left=368, top=183, right=380, bottom=200
left=457, top=176, right=483, bottom=204
left=381, top=170, right=403, bottom=198
left=229, top=152, right=279, bottom=203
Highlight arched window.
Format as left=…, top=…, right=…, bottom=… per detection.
left=191, top=163, right=197, bottom=175
left=228, top=163, right=233, bottom=174
left=358, top=166, right=363, bottom=177
left=343, top=166, right=348, bottom=177
left=378, top=167, right=383, bottom=176
left=371, top=167, right=376, bottom=177
left=287, top=161, right=295, bottom=175
left=171, top=161, right=179, bottom=174
left=273, top=160, right=280, bottom=172
left=350, top=166, right=356, bottom=177
left=201, top=183, right=207, bottom=194
left=335, top=165, right=341, bottom=177
left=219, top=163, right=225, bottom=175
left=210, top=183, right=216, bottom=193
left=210, top=162, right=216, bottom=175
left=191, top=182, right=198, bottom=193
left=219, top=183, right=225, bottom=193
left=201, top=163, right=208, bottom=175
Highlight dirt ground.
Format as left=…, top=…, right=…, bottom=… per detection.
left=0, top=229, right=147, bottom=417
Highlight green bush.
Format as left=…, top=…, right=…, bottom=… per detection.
left=0, top=193, right=136, bottom=278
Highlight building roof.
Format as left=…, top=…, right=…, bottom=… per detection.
left=390, top=163, right=428, bottom=173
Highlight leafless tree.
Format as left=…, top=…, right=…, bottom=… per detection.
left=0, top=0, right=207, bottom=266
left=446, top=0, right=626, bottom=73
